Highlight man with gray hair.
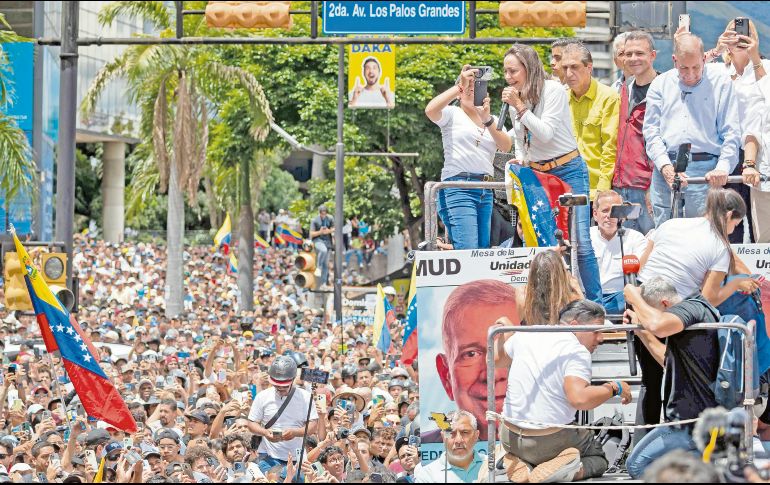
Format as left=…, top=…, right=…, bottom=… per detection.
left=611, top=32, right=631, bottom=90
left=563, top=42, right=620, bottom=199
left=643, top=32, right=741, bottom=225
left=414, top=410, right=484, bottom=483
left=623, top=276, right=720, bottom=478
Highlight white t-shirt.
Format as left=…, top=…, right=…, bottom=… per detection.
left=506, top=80, right=578, bottom=162
left=639, top=217, right=731, bottom=298
left=503, top=332, right=592, bottom=430
left=248, top=386, right=318, bottom=460
left=434, top=106, right=497, bottom=180
left=590, top=226, right=648, bottom=293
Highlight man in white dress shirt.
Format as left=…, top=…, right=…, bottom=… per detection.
left=590, top=191, right=648, bottom=315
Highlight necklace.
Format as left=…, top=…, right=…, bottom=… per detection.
left=474, top=125, right=487, bottom=147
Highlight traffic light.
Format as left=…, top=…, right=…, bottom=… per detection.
left=294, top=252, right=317, bottom=290
left=206, top=1, right=292, bottom=29
left=3, top=252, right=32, bottom=311
left=499, top=1, right=587, bottom=28
left=41, top=252, right=67, bottom=286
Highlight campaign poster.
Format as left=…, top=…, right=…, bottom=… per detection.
left=416, top=247, right=547, bottom=464
left=342, top=291, right=377, bottom=326
left=732, top=243, right=770, bottom=323
left=348, top=44, right=395, bottom=109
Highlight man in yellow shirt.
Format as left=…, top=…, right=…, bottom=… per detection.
left=563, top=43, right=619, bottom=199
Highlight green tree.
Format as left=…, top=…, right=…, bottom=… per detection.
left=81, top=1, right=272, bottom=316
left=218, top=2, right=570, bottom=247
left=0, top=13, right=35, bottom=231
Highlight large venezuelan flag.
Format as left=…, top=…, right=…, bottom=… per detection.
left=11, top=229, right=137, bottom=433
left=401, top=264, right=418, bottom=366
left=506, top=163, right=572, bottom=247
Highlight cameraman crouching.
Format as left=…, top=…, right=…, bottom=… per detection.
left=495, top=300, right=632, bottom=482
left=623, top=276, right=720, bottom=478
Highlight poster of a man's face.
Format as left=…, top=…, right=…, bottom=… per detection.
left=348, top=45, right=396, bottom=109
left=423, top=280, right=520, bottom=443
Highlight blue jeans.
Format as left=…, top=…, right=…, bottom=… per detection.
left=345, top=249, right=363, bottom=266
left=614, top=187, right=654, bottom=236
left=602, top=291, right=625, bottom=315
left=314, top=240, right=330, bottom=285
left=257, top=453, right=287, bottom=474
left=437, top=175, right=493, bottom=250
left=626, top=426, right=697, bottom=479
left=650, top=157, right=716, bottom=227
left=548, top=156, right=602, bottom=304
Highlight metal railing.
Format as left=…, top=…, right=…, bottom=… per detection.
left=485, top=321, right=757, bottom=482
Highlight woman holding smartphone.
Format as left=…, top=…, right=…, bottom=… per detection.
left=425, top=65, right=512, bottom=250
left=487, top=44, right=602, bottom=303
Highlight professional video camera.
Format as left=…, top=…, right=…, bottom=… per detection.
left=693, top=407, right=765, bottom=482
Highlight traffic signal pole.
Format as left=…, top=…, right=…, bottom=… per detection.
left=54, top=0, right=78, bottom=288
left=334, top=45, right=345, bottom=338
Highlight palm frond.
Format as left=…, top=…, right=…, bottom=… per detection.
left=98, top=1, right=171, bottom=31
left=0, top=115, right=35, bottom=200
left=152, top=77, right=170, bottom=193
left=80, top=52, right=129, bottom=118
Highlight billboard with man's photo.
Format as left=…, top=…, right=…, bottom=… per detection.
left=416, top=247, right=546, bottom=464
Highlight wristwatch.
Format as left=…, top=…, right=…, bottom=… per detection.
left=744, top=160, right=757, bottom=170
left=483, top=117, right=494, bottom=128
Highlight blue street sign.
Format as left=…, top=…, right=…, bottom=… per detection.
left=323, top=1, right=466, bottom=35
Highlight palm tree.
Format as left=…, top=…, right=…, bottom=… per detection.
left=81, top=1, right=272, bottom=316
left=0, top=13, right=36, bottom=231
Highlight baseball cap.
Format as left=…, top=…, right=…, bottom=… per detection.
left=26, top=404, right=45, bottom=416
left=185, top=410, right=211, bottom=425
left=103, top=441, right=123, bottom=459
left=9, top=464, right=31, bottom=474
left=84, top=429, right=111, bottom=447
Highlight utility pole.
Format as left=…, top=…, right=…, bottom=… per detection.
left=334, top=45, right=345, bottom=337
left=55, top=0, right=78, bottom=286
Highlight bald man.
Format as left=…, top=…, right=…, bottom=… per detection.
left=643, top=33, right=740, bottom=226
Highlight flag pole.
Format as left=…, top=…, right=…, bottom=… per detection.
left=47, top=351, right=74, bottom=436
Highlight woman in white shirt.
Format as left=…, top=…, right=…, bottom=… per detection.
left=425, top=66, right=512, bottom=250
left=487, top=44, right=602, bottom=305
left=639, top=188, right=759, bottom=304
left=710, top=19, right=770, bottom=242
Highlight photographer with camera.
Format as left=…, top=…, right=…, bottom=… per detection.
left=425, top=65, right=511, bottom=250
left=644, top=33, right=741, bottom=226
left=623, top=276, right=722, bottom=478
left=590, top=191, right=648, bottom=314
left=246, top=355, right=318, bottom=474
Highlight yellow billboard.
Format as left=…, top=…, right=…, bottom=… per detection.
left=348, top=44, right=395, bottom=109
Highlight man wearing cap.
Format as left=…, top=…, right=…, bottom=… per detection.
left=310, top=205, right=334, bottom=288
left=388, top=379, right=406, bottom=401
left=156, top=428, right=184, bottom=464
left=247, top=355, right=318, bottom=473
left=83, top=428, right=111, bottom=460
left=184, top=410, right=211, bottom=441
left=395, top=436, right=421, bottom=482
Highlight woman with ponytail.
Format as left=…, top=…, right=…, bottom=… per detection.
left=638, top=188, right=760, bottom=306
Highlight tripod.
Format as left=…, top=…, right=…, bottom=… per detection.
left=670, top=173, right=686, bottom=220
left=294, top=382, right=319, bottom=483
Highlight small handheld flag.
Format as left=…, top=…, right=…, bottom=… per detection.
left=214, top=214, right=232, bottom=255
left=255, top=234, right=270, bottom=249
left=228, top=252, right=238, bottom=274
left=402, top=264, right=418, bottom=366
left=10, top=229, right=137, bottom=433
left=372, top=284, right=396, bottom=354
left=276, top=224, right=303, bottom=246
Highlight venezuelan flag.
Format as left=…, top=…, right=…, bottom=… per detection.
left=276, top=224, right=303, bottom=246
left=401, top=264, right=418, bottom=366
left=228, top=252, right=238, bottom=274
left=506, top=163, right=572, bottom=247
left=255, top=234, right=269, bottom=249
left=214, top=214, right=232, bottom=255
left=10, top=227, right=137, bottom=433
left=372, top=284, right=396, bottom=354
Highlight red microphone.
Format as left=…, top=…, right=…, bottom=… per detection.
left=622, top=254, right=640, bottom=286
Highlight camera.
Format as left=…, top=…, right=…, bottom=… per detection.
left=336, top=427, right=350, bottom=440
left=558, top=193, right=589, bottom=207
left=694, top=407, right=753, bottom=482
left=300, top=368, right=329, bottom=385
left=609, top=203, right=642, bottom=221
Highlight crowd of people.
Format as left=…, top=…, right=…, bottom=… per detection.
left=0, top=234, right=425, bottom=483
left=1, top=16, right=770, bottom=485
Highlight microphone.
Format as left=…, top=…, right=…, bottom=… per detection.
left=621, top=254, right=641, bottom=376
left=497, top=103, right=509, bottom=131
left=622, top=254, right=641, bottom=287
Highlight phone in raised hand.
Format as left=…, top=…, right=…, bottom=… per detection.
left=679, top=14, right=690, bottom=33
